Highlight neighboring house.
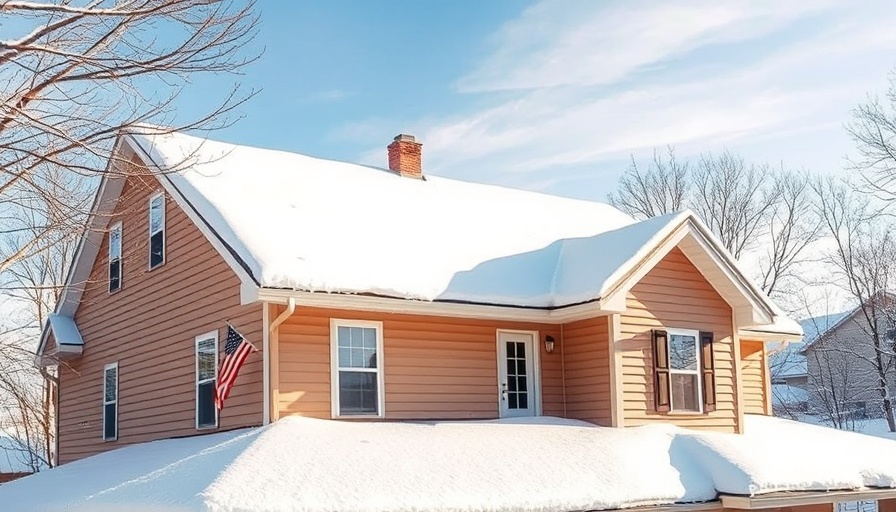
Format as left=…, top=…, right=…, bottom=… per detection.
left=29, top=129, right=896, bottom=511
left=802, top=303, right=896, bottom=421
left=770, top=313, right=848, bottom=415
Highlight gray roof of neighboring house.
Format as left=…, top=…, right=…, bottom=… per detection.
left=770, top=311, right=850, bottom=379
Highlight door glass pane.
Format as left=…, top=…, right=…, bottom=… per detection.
left=504, top=338, right=530, bottom=411
left=339, top=371, right=378, bottom=415
left=671, top=373, right=699, bottom=411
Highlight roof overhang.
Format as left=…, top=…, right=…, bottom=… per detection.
left=254, top=288, right=612, bottom=324
left=254, top=215, right=797, bottom=336
left=720, top=488, right=896, bottom=509
left=35, top=314, right=85, bottom=366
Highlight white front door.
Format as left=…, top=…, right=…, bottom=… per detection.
left=498, top=331, right=538, bottom=418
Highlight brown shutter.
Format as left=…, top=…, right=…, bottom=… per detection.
left=700, top=331, right=716, bottom=413
left=652, top=329, right=671, bottom=412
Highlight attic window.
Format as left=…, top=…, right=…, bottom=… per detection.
left=149, top=193, right=165, bottom=269
left=108, top=222, right=122, bottom=293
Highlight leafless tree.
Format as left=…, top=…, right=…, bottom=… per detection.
left=848, top=69, right=896, bottom=201
left=815, top=177, right=896, bottom=431
left=0, top=0, right=259, bottom=275
left=609, top=149, right=820, bottom=298
left=0, top=0, right=260, bottom=468
left=608, top=147, right=689, bottom=218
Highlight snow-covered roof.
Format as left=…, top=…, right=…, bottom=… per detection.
left=2, top=415, right=896, bottom=511
left=114, top=131, right=796, bottom=332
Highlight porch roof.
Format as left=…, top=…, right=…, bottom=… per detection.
left=2, top=415, right=895, bottom=511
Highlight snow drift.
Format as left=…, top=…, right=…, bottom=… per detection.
left=3, top=415, right=896, bottom=512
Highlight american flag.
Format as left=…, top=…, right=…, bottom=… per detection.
left=215, top=325, right=255, bottom=411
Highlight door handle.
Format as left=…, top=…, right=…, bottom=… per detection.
left=501, top=382, right=507, bottom=401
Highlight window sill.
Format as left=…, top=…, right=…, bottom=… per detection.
left=333, top=414, right=385, bottom=420
left=664, top=411, right=706, bottom=416
left=196, top=424, right=219, bottom=431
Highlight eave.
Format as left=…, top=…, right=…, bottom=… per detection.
left=720, top=488, right=896, bottom=510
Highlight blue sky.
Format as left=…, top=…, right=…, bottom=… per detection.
left=186, top=1, right=896, bottom=202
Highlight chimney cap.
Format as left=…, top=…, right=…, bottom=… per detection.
left=393, top=134, right=417, bottom=143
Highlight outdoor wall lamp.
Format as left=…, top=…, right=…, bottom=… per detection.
left=544, top=335, right=555, bottom=354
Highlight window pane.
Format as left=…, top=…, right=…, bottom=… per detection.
left=197, top=381, right=216, bottom=427
left=104, top=367, right=117, bottom=402
left=109, top=260, right=121, bottom=292
left=339, top=327, right=378, bottom=369
left=104, top=403, right=117, bottom=440
left=669, top=334, right=698, bottom=370
left=150, top=196, right=164, bottom=233
left=516, top=359, right=527, bottom=376
left=337, top=327, right=350, bottom=348
left=197, top=338, right=216, bottom=382
left=338, top=371, right=378, bottom=415
left=150, top=231, right=164, bottom=268
left=362, top=328, right=376, bottom=349
left=508, top=392, right=518, bottom=409
left=518, top=393, right=528, bottom=410
left=109, top=228, right=121, bottom=260
left=671, top=373, right=700, bottom=412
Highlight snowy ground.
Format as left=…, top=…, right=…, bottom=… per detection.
left=2, top=415, right=896, bottom=512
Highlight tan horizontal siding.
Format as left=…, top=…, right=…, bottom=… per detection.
left=619, top=247, right=737, bottom=432
left=741, top=341, right=767, bottom=415
left=274, top=306, right=564, bottom=420
left=562, top=316, right=612, bottom=425
left=58, top=163, right=263, bottom=465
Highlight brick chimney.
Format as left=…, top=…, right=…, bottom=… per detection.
left=387, top=134, right=423, bottom=179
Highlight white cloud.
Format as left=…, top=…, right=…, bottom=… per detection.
left=396, top=0, right=896, bottom=192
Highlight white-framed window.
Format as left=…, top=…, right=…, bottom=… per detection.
left=108, top=222, right=122, bottom=293
left=103, top=362, right=118, bottom=441
left=195, top=331, right=218, bottom=429
left=667, top=328, right=702, bottom=412
left=148, top=192, right=165, bottom=269
left=330, top=319, right=385, bottom=418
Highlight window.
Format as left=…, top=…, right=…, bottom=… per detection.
left=652, top=329, right=715, bottom=413
left=149, top=193, right=165, bottom=269
left=195, top=332, right=218, bottom=429
left=330, top=320, right=384, bottom=417
left=667, top=329, right=701, bottom=412
left=108, top=222, right=122, bottom=293
left=103, top=363, right=118, bottom=441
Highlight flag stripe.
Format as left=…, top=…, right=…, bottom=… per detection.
left=215, top=325, right=255, bottom=411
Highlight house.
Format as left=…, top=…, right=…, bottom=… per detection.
left=802, top=302, right=896, bottom=422
left=26, top=129, right=896, bottom=511
left=769, top=314, right=847, bottom=415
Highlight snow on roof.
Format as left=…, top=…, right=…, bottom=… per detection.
left=130, top=131, right=640, bottom=307
left=4, top=415, right=896, bottom=511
